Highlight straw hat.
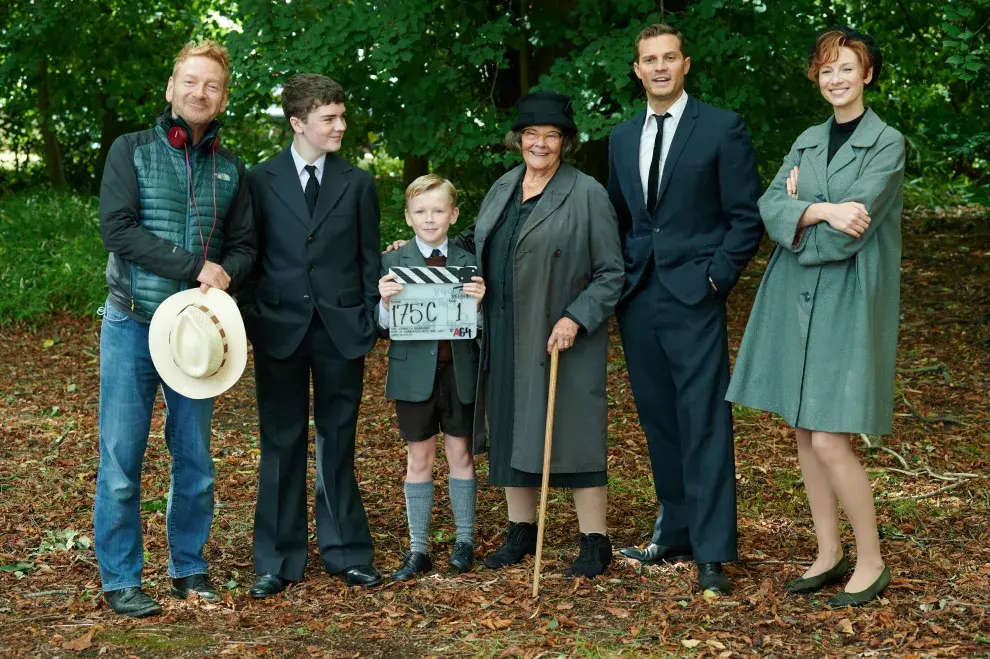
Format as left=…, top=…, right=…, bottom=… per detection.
left=148, top=288, right=247, bottom=399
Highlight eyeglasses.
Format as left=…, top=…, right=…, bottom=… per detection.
left=522, top=129, right=563, bottom=144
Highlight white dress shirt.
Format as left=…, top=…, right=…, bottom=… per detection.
left=639, top=91, right=689, bottom=205
left=290, top=145, right=326, bottom=192
left=378, top=237, right=449, bottom=328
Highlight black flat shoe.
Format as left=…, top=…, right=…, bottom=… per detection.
left=484, top=522, right=537, bottom=569
left=566, top=533, right=613, bottom=579
left=697, top=562, right=732, bottom=595
left=391, top=552, right=432, bottom=582
left=448, top=542, right=474, bottom=574
left=784, top=556, right=850, bottom=594
left=618, top=542, right=693, bottom=565
left=248, top=573, right=292, bottom=599
left=104, top=587, right=162, bottom=618
left=171, top=574, right=221, bottom=602
left=827, top=566, right=891, bottom=608
left=338, top=564, right=383, bottom=587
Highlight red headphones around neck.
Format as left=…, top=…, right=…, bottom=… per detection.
left=162, top=113, right=219, bottom=263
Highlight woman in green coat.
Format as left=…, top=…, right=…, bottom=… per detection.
left=726, top=26, right=904, bottom=607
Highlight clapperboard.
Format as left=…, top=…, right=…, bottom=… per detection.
left=388, top=266, right=478, bottom=341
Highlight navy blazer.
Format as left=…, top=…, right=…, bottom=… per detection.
left=607, top=95, right=763, bottom=305
left=241, top=147, right=381, bottom=360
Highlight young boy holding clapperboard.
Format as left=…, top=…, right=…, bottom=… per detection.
left=377, top=175, right=485, bottom=581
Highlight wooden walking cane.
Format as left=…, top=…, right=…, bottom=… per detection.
left=533, top=343, right=560, bottom=598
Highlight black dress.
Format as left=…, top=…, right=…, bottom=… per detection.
left=483, top=181, right=607, bottom=489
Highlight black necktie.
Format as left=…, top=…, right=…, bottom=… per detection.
left=430, top=249, right=443, bottom=258
left=646, top=112, right=671, bottom=213
left=304, top=164, right=320, bottom=216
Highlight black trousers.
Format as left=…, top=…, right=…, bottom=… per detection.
left=616, top=266, right=737, bottom=563
left=252, top=315, right=373, bottom=580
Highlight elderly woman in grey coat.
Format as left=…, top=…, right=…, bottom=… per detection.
left=455, top=91, right=624, bottom=578
left=726, top=27, right=904, bottom=607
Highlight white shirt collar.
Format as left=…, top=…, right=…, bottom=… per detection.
left=414, top=236, right=448, bottom=257
left=290, top=144, right=327, bottom=178
left=644, top=91, right=689, bottom=127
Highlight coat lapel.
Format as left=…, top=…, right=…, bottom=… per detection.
left=793, top=121, right=829, bottom=201
left=310, top=154, right=352, bottom=233
left=827, top=108, right=886, bottom=185
left=474, top=165, right=523, bottom=256
left=398, top=240, right=428, bottom=267
left=517, top=163, right=577, bottom=245
left=266, top=148, right=311, bottom=229
left=654, top=95, right=698, bottom=209
left=627, top=110, right=648, bottom=212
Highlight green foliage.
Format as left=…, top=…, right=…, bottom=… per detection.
left=0, top=191, right=107, bottom=324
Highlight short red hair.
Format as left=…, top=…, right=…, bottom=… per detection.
left=807, top=31, right=872, bottom=82
left=172, top=40, right=230, bottom=90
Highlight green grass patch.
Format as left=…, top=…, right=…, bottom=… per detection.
left=0, top=190, right=106, bottom=325
left=100, top=629, right=214, bottom=653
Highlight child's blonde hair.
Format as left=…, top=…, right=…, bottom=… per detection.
left=405, top=174, right=457, bottom=207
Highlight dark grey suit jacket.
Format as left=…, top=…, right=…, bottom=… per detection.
left=241, top=147, right=381, bottom=360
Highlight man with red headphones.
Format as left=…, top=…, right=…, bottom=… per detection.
left=95, top=40, right=254, bottom=618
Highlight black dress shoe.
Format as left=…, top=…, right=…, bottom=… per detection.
left=618, top=542, right=693, bottom=565
left=784, top=556, right=850, bottom=594
left=484, top=521, right=538, bottom=569
left=104, top=587, right=162, bottom=618
left=391, top=551, right=432, bottom=582
left=827, top=566, right=891, bottom=608
left=565, top=533, right=613, bottom=579
left=248, top=573, right=292, bottom=599
left=697, top=562, right=732, bottom=594
left=448, top=542, right=474, bottom=574
left=171, top=574, right=221, bottom=602
left=338, top=564, right=383, bottom=587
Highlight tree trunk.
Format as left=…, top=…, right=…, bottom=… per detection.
left=93, top=94, right=141, bottom=195
left=37, top=58, right=68, bottom=191
left=403, top=154, right=429, bottom=189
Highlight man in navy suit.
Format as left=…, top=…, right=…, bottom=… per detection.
left=240, top=74, right=383, bottom=597
left=607, top=24, right=763, bottom=593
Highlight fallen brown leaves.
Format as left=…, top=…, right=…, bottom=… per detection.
left=0, top=209, right=988, bottom=657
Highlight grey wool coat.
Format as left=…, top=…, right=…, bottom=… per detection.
left=463, top=162, right=624, bottom=473
left=380, top=241, right=480, bottom=404
left=726, top=109, right=905, bottom=435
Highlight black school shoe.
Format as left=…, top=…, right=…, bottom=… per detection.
left=484, top=522, right=538, bottom=569
left=392, top=551, right=433, bottom=582
left=448, top=542, right=474, bottom=574
left=104, top=587, right=162, bottom=618
left=565, top=533, right=613, bottom=578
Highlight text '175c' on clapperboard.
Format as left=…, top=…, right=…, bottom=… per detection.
left=388, top=266, right=478, bottom=341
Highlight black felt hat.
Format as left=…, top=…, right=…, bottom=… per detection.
left=810, top=24, right=883, bottom=87
left=510, top=90, right=578, bottom=134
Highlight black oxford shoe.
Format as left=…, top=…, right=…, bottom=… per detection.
left=448, top=542, right=474, bottom=574
left=338, top=564, right=383, bottom=587
left=697, top=562, right=732, bottom=595
left=171, top=574, right=221, bottom=602
left=248, top=573, right=292, bottom=599
left=392, top=551, right=433, bottom=582
left=565, top=533, right=613, bottom=579
left=618, top=542, right=693, bottom=565
left=484, top=521, right=538, bottom=569
left=104, top=587, right=162, bottom=618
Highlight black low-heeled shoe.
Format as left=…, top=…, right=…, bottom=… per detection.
left=784, top=556, right=850, bottom=594
left=827, top=566, right=891, bottom=608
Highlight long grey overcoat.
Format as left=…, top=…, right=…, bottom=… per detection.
left=465, top=162, right=624, bottom=473
left=726, top=109, right=905, bottom=435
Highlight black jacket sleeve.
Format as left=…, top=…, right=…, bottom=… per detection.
left=220, top=159, right=256, bottom=294
left=358, top=173, right=382, bottom=321
left=99, top=135, right=205, bottom=281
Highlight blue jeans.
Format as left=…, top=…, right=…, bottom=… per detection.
left=94, top=301, right=215, bottom=591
